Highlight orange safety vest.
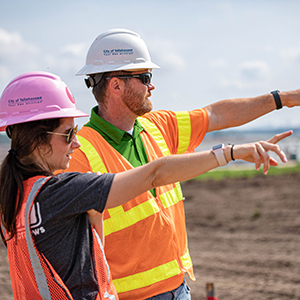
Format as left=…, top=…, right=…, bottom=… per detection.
left=74, top=114, right=197, bottom=300
left=3, top=176, right=118, bottom=300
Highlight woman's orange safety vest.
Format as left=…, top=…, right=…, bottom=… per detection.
left=73, top=113, right=199, bottom=300
left=4, top=176, right=118, bottom=300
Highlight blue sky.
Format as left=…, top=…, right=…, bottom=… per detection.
left=1, top=0, right=300, bottom=130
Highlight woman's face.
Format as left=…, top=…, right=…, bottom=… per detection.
left=42, top=117, right=81, bottom=173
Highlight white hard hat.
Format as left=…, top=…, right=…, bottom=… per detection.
left=76, top=28, right=160, bottom=76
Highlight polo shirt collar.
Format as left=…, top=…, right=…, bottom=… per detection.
left=88, top=106, right=144, bottom=144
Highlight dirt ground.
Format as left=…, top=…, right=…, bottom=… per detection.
left=0, top=172, right=299, bottom=299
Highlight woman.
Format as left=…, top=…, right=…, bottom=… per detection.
left=0, top=72, right=290, bottom=300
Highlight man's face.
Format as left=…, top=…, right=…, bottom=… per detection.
left=121, top=70, right=154, bottom=116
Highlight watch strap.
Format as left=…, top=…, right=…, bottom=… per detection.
left=212, top=144, right=227, bottom=166
left=270, top=90, right=282, bottom=110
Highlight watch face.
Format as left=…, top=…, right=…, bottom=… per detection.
left=212, top=144, right=223, bottom=151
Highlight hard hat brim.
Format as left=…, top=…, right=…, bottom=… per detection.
left=76, top=61, right=160, bottom=76
left=0, top=109, right=89, bottom=132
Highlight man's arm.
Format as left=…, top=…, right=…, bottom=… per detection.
left=204, top=89, right=300, bottom=132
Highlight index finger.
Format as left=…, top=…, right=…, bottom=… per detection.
left=267, top=130, right=293, bottom=144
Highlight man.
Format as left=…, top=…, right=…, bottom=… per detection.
left=66, top=28, right=300, bottom=299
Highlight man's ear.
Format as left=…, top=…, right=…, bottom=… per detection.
left=108, top=77, right=123, bottom=96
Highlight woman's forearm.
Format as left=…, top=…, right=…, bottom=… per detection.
left=105, top=131, right=290, bottom=209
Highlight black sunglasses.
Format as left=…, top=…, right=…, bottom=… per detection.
left=47, top=125, right=78, bottom=144
left=106, top=72, right=152, bottom=86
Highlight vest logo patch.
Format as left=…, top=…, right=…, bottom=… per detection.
left=16, top=202, right=45, bottom=239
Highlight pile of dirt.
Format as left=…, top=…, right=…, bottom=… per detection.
left=0, top=173, right=299, bottom=299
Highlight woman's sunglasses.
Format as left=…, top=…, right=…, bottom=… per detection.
left=47, top=125, right=78, bottom=144
left=106, top=72, right=152, bottom=86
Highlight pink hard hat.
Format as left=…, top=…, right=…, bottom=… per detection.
left=0, top=71, right=89, bottom=131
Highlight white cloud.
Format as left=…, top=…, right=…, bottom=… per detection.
left=279, top=45, right=300, bottom=67
left=60, top=43, right=87, bottom=57
left=0, top=66, right=10, bottom=82
left=264, top=46, right=274, bottom=53
left=214, top=60, right=271, bottom=90
left=217, top=1, right=234, bottom=16
left=209, top=59, right=228, bottom=68
left=149, top=39, right=187, bottom=72
left=0, top=29, right=87, bottom=95
left=0, top=28, right=38, bottom=57
left=56, top=43, right=88, bottom=74
left=239, top=60, right=270, bottom=81
left=0, top=28, right=41, bottom=89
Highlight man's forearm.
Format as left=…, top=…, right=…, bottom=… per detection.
left=204, top=89, right=300, bottom=132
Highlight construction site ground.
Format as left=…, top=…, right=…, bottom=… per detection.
left=0, top=172, right=299, bottom=299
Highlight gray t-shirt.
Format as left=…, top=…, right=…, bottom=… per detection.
left=32, top=171, right=115, bottom=300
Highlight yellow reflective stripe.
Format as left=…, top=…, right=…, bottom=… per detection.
left=113, top=250, right=192, bottom=293
left=77, top=135, right=108, bottom=174
left=78, top=124, right=183, bottom=238
left=105, top=182, right=184, bottom=235
left=175, top=111, right=191, bottom=154
left=159, top=182, right=183, bottom=209
left=113, top=260, right=181, bottom=293
left=77, top=131, right=181, bottom=236
left=138, top=117, right=170, bottom=156
left=137, top=117, right=184, bottom=207
left=107, top=205, right=124, bottom=218
left=104, top=198, right=160, bottom=236
left=181, top=249, right=193, bottom=269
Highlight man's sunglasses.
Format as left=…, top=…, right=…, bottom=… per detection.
left=47, top=125, right=78, bottom=144
left=106, top=72, right=152, bottom=86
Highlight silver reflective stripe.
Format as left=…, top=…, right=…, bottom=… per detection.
left=1, top=223, right=7, bottom=240
left=104, top=290, right=117, bottom=300
left=25, top=177, right=52, bottom=300
left=93, top=229, right=116, bottom=300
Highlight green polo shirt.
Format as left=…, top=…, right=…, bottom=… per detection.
left=85, top=106, right=155, bottom=195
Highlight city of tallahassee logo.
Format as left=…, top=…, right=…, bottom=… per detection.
left=103, top=48, right=134, bottom=56
left=8, top=96, right=43, bottom=107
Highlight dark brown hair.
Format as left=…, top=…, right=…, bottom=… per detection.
left=0, top=118, right=60, bottom=242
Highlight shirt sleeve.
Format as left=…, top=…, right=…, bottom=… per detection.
left=143, top=108, right=209, bottom=154
left=38, top=172, right=115, bottom=216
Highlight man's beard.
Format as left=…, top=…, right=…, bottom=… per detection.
left=121, top=85, right=152, bottom=116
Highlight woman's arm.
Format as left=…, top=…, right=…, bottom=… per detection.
left=105, top=131, right=291, bottom=209
left=87, top=210, right=104, bottom=243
